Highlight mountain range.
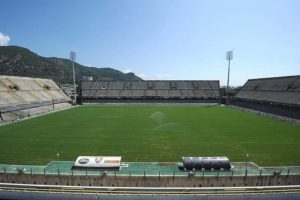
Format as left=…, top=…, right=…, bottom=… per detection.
left=0, top=46, right=141, bottom=83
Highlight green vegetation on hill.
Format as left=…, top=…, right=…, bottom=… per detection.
left=0, top=105, right=299, bottom=166
left=0, top=46, right=141, bottom=83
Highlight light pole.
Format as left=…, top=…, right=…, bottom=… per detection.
left=226, top=51, right=233, bottom=105
left=245, top=153, right=249, bottom=176
left=56, top=153, right=60, bottom=161
left=70, top=51, right=77, bottom=104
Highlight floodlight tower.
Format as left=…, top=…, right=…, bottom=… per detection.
left=226, top=51, right=233, bottom=105
left=70, top=51, right=76, bottom=104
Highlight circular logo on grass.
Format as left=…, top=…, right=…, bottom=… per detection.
left=78, top=158, right=90, bottom=164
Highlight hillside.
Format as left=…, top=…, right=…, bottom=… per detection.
left=0, top=46, right=141, bottom=83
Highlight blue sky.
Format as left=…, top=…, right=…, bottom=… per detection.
left=0, top=0, right=299, bottom=86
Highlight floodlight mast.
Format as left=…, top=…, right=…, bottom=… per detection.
left=226, top=51, right=233, bottom=105
left=70, top=51, right=76, bottom=104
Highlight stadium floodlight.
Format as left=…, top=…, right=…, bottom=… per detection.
left=70, top=51, right=77, bottom=104
left=226, top=51, right=233, bottom=105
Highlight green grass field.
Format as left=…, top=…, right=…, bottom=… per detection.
left=0, top=105, right=299, bottom=166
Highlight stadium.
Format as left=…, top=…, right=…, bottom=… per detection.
left=0, top=74, right=300, bottom=199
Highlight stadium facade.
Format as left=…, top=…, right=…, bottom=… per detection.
left=0, top=75, right=71, bottom=124
left=1, top=75, right=299, bottom=122
left=232, top=75, right=300, bottom=120
left=82, top=80, right=220, bottom=103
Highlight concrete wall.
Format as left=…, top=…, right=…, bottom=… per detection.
left=0, top=102, right=71, bottom=124
left=1, top=173, right=299, bottom=187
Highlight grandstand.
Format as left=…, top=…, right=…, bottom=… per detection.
left=82, top=80, right=220, bottom=103
left=233, top=75, right=300, bottom=120
left=0, top=76, right=71, bottom=123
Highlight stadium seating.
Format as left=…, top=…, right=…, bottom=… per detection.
left=82, top=80, right=220, bottom=103
left=235, top=76, right=300, bottom=106
left=0, top=76, right=71, bottom=123
left=233, top=75, right=300, bottom=119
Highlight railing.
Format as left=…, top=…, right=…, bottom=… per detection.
left=1, top=182, right=300, bottom=195
left=0, top=99, right=70, bottom=113
left=1, top=166, right=300, bottom=177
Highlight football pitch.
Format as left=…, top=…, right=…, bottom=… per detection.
left=0, top=105, right=299, bottom=166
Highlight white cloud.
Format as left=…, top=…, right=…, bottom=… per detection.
left=0, top=32, right=10, bottom=46
left=123, top=68, right=132, bottom=73
left=137, top=73, right=146, bottom=79
left=85, top=64, right=92, bottom=67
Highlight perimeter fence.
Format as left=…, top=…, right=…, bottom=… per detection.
left=1, top=162, right=300, bottom=178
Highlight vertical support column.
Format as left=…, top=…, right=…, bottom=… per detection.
left=260, top=169, right=262, bottom=177
left=173, top=171, right=175, bottom=182
left=52, top=99, right=55, bottom=111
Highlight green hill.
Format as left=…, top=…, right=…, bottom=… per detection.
left=0, top=46, right=141, bottom=83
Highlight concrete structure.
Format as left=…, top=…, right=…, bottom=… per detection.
left=1, top=172, right=300, bottom=188
left=233, top=75, right=300, bottom=119
left=1, top=161, right=299, bottom=187
left=0, top=76, right=71, bottom=123
left=1, top=183, right=300, bottom=200
left=82, top=80, right=220, bottom=103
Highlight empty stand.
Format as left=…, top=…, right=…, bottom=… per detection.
left=235, top=76, right=300, bottom=106
left=82, top=80, right=220, bottom=103
left=131, top=81, right=147, bottom=90
left=0, top=76, right=71, bottom=123
left=233, top=75, right=300, bottom=119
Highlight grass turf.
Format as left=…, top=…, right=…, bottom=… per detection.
left=0, top=105, right=299, bottom=166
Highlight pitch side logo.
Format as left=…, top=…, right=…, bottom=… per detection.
left=78, top=158, right=90, bottom=164
left=95, top=157, right=104, bottom=163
